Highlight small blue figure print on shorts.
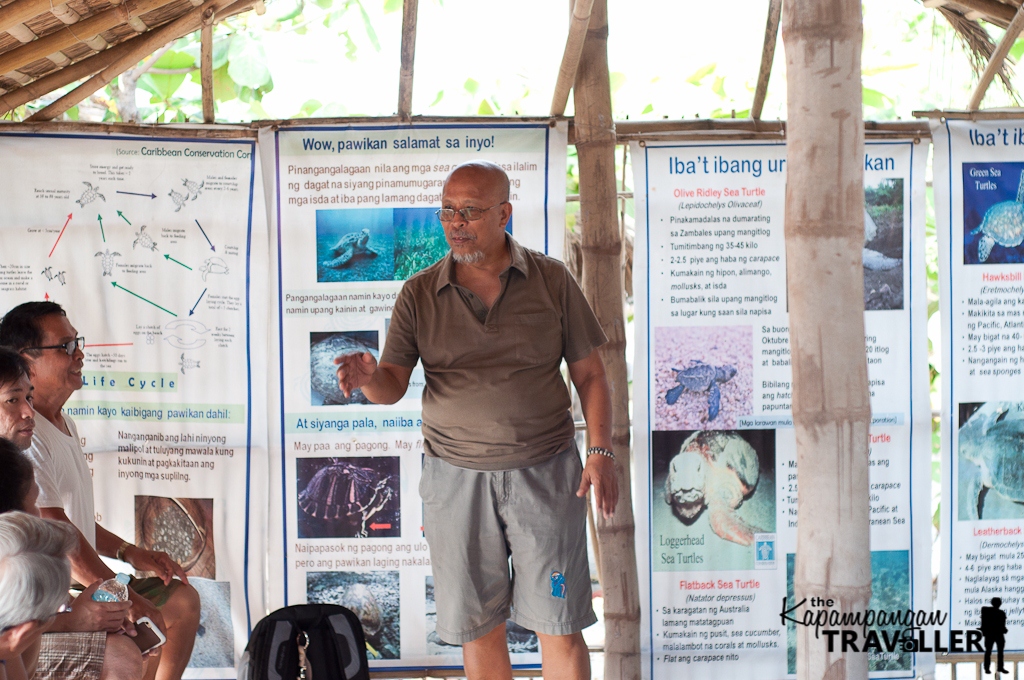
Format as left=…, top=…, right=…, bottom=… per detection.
left=550, top=571, right=566, bottom=599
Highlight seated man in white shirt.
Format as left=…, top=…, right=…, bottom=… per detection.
left=0, top=303, right=200, bottom=680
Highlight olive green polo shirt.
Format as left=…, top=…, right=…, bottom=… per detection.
left=380, top=235, right=607, bottom=471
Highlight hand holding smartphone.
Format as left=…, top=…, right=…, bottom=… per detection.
left=130, top=616, right=167, bottom=655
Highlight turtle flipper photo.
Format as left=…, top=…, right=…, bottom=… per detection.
left=665, top=383, right=684, bottom=405
left=707, top=381, right=722, bottom=421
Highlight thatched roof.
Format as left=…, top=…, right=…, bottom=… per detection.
left=0, top=0, right=259, bottom=119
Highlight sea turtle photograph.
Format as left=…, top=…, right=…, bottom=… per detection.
left=957, top=401, right=1024, bottom=521
left=307, top=571, right=400, bottom=659
left=309, top=330, right=378, bottom=405
left=863, top=178, right=905, bottom=310
left=295, top=456, right=400, bottom=539
left=315, top=208, right=395, bottom=282
left=650, top=429, right=775, bottom=572
left=425, top=576, right=539, bottom=656
left=963, top=162, right=1024, bottom=264
left=654, top=325, right=752, bottom=430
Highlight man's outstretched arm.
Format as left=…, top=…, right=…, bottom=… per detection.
left=335, top=353, right=413, bottom=405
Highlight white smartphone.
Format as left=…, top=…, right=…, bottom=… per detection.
left=131, top=616, right=167, bottom=655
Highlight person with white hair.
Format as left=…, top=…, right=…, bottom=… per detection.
left=0, top=511, right=76, bottom=680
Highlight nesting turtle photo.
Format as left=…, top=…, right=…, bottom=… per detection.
left=963, top=162, right=1024, bottom=264
left=307, top=571, right=400, bottom=659
left=425, top=576, right=539, bottom=656
left=651, top=429, right=775, bottom=571
left=296, top=456, right=400, bottom=538
left=957, top=401, right=1024, bottom=521
left=654, top=326, right=752, bottom=430
left=309, top=330, right=378, bottom=405
left=134, top=496, right=215, bottom=579
left=863, top=178, right=905, bottom=310
left=316, top=208, right=395, bottom=282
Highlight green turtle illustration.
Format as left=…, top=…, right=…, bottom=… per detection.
left=665, top=360, right=737, bottom=421
left=972, top=170, right=1024, bottom=262
left=323, top=229, right=379, bottom=268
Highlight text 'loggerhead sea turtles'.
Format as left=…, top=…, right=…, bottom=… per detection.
left=972, top=170, right=1024, bottom=262
left=665, top=360, right=737, bottom=421
left=664, top=431, right=763, bottom=545
left=322, top=229, right=380, bottom=269
left=958, top=402, right=1024, bottom=520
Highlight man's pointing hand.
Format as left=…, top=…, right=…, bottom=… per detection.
left=335, top=352, right=377, bottom=398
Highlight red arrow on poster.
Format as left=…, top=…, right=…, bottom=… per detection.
left=49, top=213, right=72, bottom=257
left=369, top=523, right=391, bottom=531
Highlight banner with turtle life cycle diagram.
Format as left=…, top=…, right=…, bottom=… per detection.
left=934, top=119, right=1024, bottom=651
left=632, top=138, right=933, bottom=680
left=259, top=121, right=567, bottom=671
left=0, top=131, right=269, bottom=679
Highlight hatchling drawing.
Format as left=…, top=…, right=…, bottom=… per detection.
left=94, top=249, right=121, bottom=276
left=182, top=178, right=204, bottom=199
left=665, top=360, right=737, bottom=421
left=76, top=182, right=105, bottom=208
left=971, top=170, right=1024, bottom=262
left=40, top=266, right=55, bottom=281
left=179, top=353, right=200, bottom=375
left=664, top=431, right=763, bottom=545
left=133, top=225, right=158, bottom=251
left=958, top=402, right=1024, bottom=519
left=168, top=189, right=188, bottom=212
left=53, top=271, right=66, bottom=286
left=199, top=257, right=228, bottom=282
left=322, top=229, right=379, bottom=268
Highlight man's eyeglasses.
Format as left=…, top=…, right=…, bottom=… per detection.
left=25, top=337, right=85, bottom=356
left=435, top=202, right=507, bottom=223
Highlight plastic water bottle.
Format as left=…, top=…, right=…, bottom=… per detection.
left=92, top=573, right=130, bottom=602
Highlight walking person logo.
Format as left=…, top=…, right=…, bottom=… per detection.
left=550, top=571, right=566, bottom=599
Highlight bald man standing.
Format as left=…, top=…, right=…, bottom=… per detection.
left=335, top=161, right=617, bottom=680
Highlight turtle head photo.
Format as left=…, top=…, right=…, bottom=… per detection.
left=962, top=162, right=1024, bottom=264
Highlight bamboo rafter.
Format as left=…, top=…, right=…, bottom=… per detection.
left=750, top=0, right=781, bottom=120
left=549, top=0, right=595, bottom=116
left=968, top=2, right=1024, bottom=109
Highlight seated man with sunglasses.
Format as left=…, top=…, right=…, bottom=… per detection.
left=0, top=302, right=201, bottom=680
left=0, top=511, right=78, bottom=680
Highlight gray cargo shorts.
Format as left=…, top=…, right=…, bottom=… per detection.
left=419, top=442, right=597, bottom=644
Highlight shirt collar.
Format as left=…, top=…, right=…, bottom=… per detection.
left=435, top=233, right=528, bottom=294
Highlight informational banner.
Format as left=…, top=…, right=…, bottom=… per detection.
left=632, top=138, right=931, bottom=679
left=0, top=131, right=269, bottom=679
left=260, top=121, right=567, bottom=670
left=934, top=119, right=1024, bottom=650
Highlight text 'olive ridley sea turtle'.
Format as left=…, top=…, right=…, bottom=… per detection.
left=665, top=360, right=737, bottom=421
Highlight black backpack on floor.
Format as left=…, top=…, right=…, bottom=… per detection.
left=238, top=604, right=370, bottom=680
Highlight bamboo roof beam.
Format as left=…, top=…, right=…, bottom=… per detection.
left=968, top=1, right=1024, bottom=109
left=0, top=0, right=178, bottom=77
left=750, top=0, right=781, bottom=119
left=945, top=0, right=1015, bottom=24
left=200, top=18, right=213, bottom=122
left=396, top=0, right=417, bottom=120
left=27, top=0, right=251, bottom=121
left=0, top=29, right=137, bottom=114
left=549, top=0, right=594, bottom=117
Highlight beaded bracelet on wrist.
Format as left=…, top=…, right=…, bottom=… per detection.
left=587, top=446, right=615, bottom=460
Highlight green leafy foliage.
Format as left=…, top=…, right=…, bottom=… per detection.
left=227, top=34, right=272, bottom=88
left=685, top=63, right=716, bottom=86
left=138, top=50, right=195, bottom=103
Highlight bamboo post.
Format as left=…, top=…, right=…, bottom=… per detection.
left=967, top=2, right=1024, bottom=110
left=200, top=19, right=214, bottom=122
left=396, top=0, right=418, bottom=120
left=573, top=1, right=640, bottom=679
left=25, top=0, right=244, bottom=121
left=782, top=0, right=871, bottom=679
left=549, top=0, right=595, bottom=116
left=750, top=0, right=782, bottom=120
